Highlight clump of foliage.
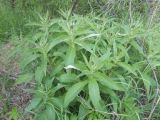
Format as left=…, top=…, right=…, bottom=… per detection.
left=0, top=0, right=153, bottom=42
left=1, top=0, right=160, bottom=119
left=0, top=0, right=72, bottom=42
left=14, top=11, right=160, bottom=119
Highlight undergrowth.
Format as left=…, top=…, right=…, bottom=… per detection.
left=1, top=0, right=160, bottom=120
left=12, top=11, right=160, bottom=119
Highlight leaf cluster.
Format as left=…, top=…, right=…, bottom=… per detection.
left=14, top=12, right=160, bottom=119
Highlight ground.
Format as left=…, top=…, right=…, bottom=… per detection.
left=0, top=42, right=32, bottom=119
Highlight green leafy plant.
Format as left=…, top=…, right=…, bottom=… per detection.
left=14, top=11, right=160, bottom=119
left=8, top=107, right=19, bottom=120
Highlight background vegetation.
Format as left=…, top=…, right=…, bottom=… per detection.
left=0, top=0, right=160, bottom=120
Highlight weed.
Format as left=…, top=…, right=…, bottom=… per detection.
left=13, top=11, right=160, bottom=119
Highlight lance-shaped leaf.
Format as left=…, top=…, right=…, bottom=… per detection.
left=16, top=73, right=33, bottom=84
left=35, top=106, right=56, bottom=120
left=65, top=46, right=76, bottom=66
left=35, top=66, right=44, bottom=83
left=64, top=81, right=87, bottom=108
left=20, top=54, right=39, bottom=70
left=95, top=72, right=125, bottom=91
left=88, top=79, right=103, bottom=111
left=117, top=62, right=137, bottom=75
left=25, top=97, right=42, bottom=111
left=46, top=35, right=66, bottom=53
left=59, top=73, right=78, bottom=83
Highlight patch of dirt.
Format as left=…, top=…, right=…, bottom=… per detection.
left=0, top=42, right=32, bottom=119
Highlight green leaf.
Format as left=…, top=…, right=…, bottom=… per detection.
left=88, top=79, right=103, bottom=111
left=117, top=62, right=137, bottom=75
left=122, top=97, right=140, bottom=120
left=139, top=72, right=154, bottom=95
left=50, top=97, right=63, bottom=109
left=35, top=106, right=56, bottom=120
left=45, top=106, right=56, bottom=120
left=16, top=73, right=33, bottom=84
left=113, top=40, right=117, bottom=57
left=65, top=46, right=76, bottom=66
left=51, top=63, right=64, bottom=76
left=25, top=97, right=42, bottom=111
left=116, top=74, right=128, bottom=89
left=130, top=40, right=144, bottom=55
left=41, top=52, right=48, bottom=75
left=95, top=72, right=125, bottom=91
left=78, top=104, right=90, bottom=120
left=8, top=107, right=18, bottom=120
left=75, top=41, right=94, bottom=53
left=26, top=22, right=42, bottom=27
left=81, top=53, right=90, bottom=70
left=52, top=84, right=65, bottom=93
left=59, top=73, right=78, bottom=83
left=44, top=77, right=55, bottom=89
left=64, top=81, right=87, bottom=108
left=100, top=86, right=119, bottom=112
left=70, top=115, right=78, bottom=120
left=118, top=45, right=129, bottom=62
left=46, top=36, right=65, bottom=53
left=35, top=66, right=44, bottom=83
left=20, top=54, right=39, bottom=69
